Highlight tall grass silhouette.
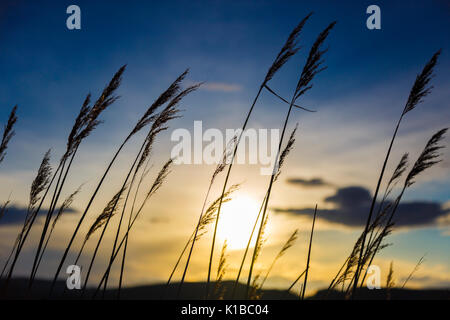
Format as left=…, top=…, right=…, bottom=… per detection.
left=246, top=21, right=336, bottom=299
left=0, top=105, right=18, bottom=166
left=206, top=13, right=313, bottom=298
left=0, top=13, right=447, bottom=301
left=350, top=50, right=442, bottom=298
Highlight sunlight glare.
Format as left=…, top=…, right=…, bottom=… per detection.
left=217, top=194, right=264, bottom=250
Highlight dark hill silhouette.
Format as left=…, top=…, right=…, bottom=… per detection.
left=1, top=278, right=448, bottom=300
left=1, top=278, right=296, bottom=300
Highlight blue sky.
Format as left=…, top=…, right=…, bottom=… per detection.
left=1, top=1, right=449, bottom=126
left=0, top=1, right=449, bottom=293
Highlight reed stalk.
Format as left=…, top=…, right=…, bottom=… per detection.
left=175, top=138, right=236, bottom=298
left=355, top=128, right=446, bottom=292
left=301, top=204, right=317, bottom=300
left=205, top=14, right=312, bottom=298
left=92, top=159, right=173, bottom=298
left=246, top=22, right=335, bottom=299
left=99, top=81, right=200, bottom=297
left=352, top=50, right=441, bottom=298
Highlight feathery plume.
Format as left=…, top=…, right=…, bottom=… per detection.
left=294, top=22, right=336, bottom=101
left=130, top=70, right=189, bottom=137
left=278, top=230, right=299, bottom=259
left=403, top=50, right=441, bottom=116
left=211, top=135, right=237, bottom=184
left=0, top=105, right=18, bottom=164
left=136, top=84, right=201, bottom=172
left=145, top=159, right=173, bottom=200
left=89, top=66, right=126, bottom=118
left=64, top=94, right=92, bottom=160
left=404, top=128, right=447, bottom=188
left=261, top=229, right=298, bottom=289
left=28, top=150, right=52, bottom=215
left=85, top=186, right=127, bottom=241
left=214, top=240, right=228, bottom=300
left=253, top=214, right=269, bottom=266
left=214, top=240, right=228, bottom=297
left=402, top=255, right=426, bottom=288
left=196, top=184, right=240, bottom=240
left=51, top=185, right=82, bottom=229
left=275, top=124, right=298, bottom=181
left=75, top=66, right=126, bottom=146
left=264, top=13, right=312, bottom=84
left=388, top=153, right=409, bottom=188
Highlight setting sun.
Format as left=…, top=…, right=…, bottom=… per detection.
left=217, top=194, right=267, bottom=250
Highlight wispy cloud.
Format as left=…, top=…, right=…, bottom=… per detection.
left=188, top=81, right=242, bottom=92
left=287, top=177, right=334, bottom=188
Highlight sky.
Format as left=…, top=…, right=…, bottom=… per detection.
left=0, top=1, right=449, bottom=296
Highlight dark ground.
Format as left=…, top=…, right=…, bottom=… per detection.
left=1, top=278, right=448, bottom=300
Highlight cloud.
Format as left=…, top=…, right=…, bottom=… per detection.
left=287, top=177, right=334, bottom=188
left=149, top=216, right=170, bottom=224
left=324, top=186, right=371, bottom=207
left=188, top=81, right=242, bottom=92
left=0, top=205, right=76, bottom=225
left=203, top=82, right=242, bottom=92
left=436, top=210, right=450, bottom=235
left=275, top=186, right=450, bottom=228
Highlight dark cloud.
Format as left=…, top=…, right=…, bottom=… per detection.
left=287, top=177, right=333, bottom=188
left=324, top=186, right=371, bottom=207
left=275, top=186, right=449, bottom=228
left=0, top=205, right=77, bottom=225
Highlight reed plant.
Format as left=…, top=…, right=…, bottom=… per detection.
left=0, top=105, right=18, bottom=166
left=92, top=159, right=174, bottom=298
left=205, top=13, right=313, bottom=298
left=246, top=21, right=336, bottom=298
left=301, top=204, right=317, bottom=299
left=351, top=50, right=442, bottom=297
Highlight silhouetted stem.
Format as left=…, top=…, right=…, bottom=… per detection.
left=246, top=94, right=295, bottom=298
left=101, top=143, right=145, bottom=297
left=206, top=85, right=263, bottom=299
left=352, top=116, right=402, bottom=298
left=2, top=161, right=63, bottom=294
left=301, top=204, right=317, bottom=300
left=231, top=193, right=266, bottom=299
left=30, top=146, right=80, bottom=287
left=177, top=184, right=212, bottom=299
left=49, top=139, right=128, bottom=297
left=80, top=142, right=144, bottom=298
left=118, top=159, right=150, bottom=298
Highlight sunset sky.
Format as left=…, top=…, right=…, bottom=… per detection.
left=0, top=1, right=449, bottom=296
